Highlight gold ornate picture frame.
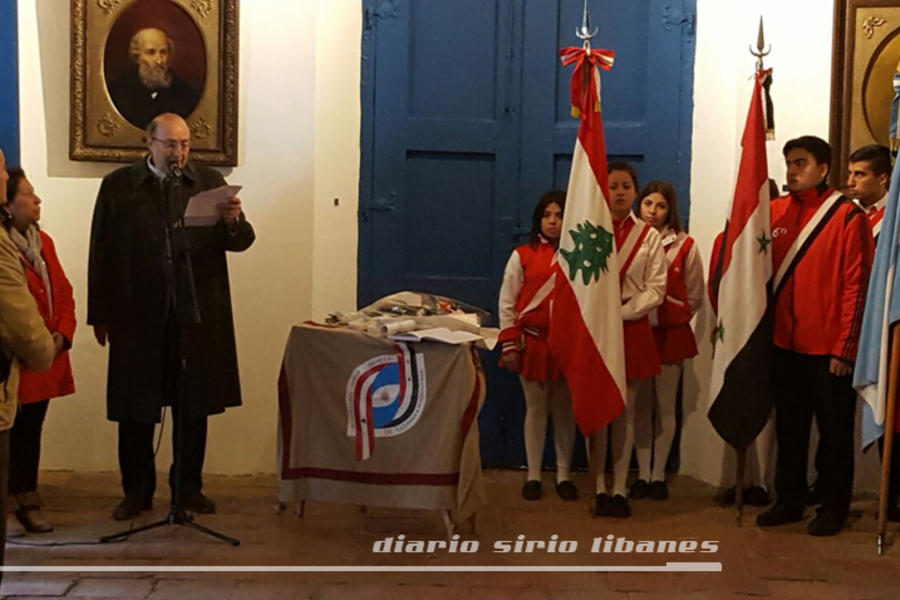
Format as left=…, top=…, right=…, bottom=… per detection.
left=830, top=0, right=900, bottom=186
left=70, top=0, right=238, bottom=165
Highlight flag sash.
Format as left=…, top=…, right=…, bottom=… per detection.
left=772, top=191, right=843, bottom=296
left=618, top=218, right=650, bottom=283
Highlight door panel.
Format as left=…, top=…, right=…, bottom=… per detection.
left=360, top=0, right=696, bottom=467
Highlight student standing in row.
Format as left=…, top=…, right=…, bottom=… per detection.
left=498, top=191, right=578, bottom=501
left=631, top=182, right=703, bottom=501
left=590, top=162, right=666, bottom=518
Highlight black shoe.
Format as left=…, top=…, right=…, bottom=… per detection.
left=112, top=496, right=152, bottom=521
left=648, top=480, right=669, bottom=500
left=807, top=509, right=846, bottom=536
left=179, top=492, right=216, bottom=514
left=609, top=494, right=631, bottom=518
left=720, top=486, right=736, bottom=505
left=744, top=486, right=771, bottom=507
left=592, top=493, right=611, bottom=517
left=556, top=480, right=578, bottom=501
left=756, top=503, right=804, bottom=527
left=629, top=479, right=649, bottom=499
left=521, top=480, right=542, bottom=501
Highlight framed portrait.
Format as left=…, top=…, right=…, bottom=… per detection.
left=830, top=0, right=900, bottom=186
left=70, top=0, right=238, bottom=165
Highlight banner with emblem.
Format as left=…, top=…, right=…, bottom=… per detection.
left=278, top=324, right=485, bottom=523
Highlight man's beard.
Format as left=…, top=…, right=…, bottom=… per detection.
left=138, top=63, right=173, bottom=90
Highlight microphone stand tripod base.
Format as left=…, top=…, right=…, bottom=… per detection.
left=99, top=504, right=240, bottom=546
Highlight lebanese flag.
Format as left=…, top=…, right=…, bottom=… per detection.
left=547, top=45, right=626, bottom=437
left=707, top=69, right=774, bottom=450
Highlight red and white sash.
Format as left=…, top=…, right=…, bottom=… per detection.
left=618, top=217, right=650, bottom=284
left=869, top=206, right=885, bottom=240
left=773, top=191, right=843, bottom=297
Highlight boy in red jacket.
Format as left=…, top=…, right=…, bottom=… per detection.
left=756, top=136, right=873, bottom=536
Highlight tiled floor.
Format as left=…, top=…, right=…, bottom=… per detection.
left=2, top=469, right=900, bottom=598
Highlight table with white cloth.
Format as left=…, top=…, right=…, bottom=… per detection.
left=277, top=323, right=486, bottom=528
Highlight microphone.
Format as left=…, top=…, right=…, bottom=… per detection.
left=170, top=164, right=183, bottom=183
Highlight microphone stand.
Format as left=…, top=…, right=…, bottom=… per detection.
left=101, top=167, right=239, bottom=546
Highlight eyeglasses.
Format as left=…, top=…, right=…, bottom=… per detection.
left=151, top=137, right=191, bottom=152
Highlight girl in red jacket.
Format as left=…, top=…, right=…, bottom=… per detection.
left=632, top=181, right=704, bottom=501
left=589, top=163, right=667, bottom=518
left=498, top=190, right=578, bottom=501
left=4, top=169, right=76, bottom=535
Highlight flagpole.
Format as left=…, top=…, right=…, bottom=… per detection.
left=877, top=324, right=900, bottom=555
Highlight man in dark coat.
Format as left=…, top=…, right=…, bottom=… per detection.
left=88, top=113, right=254, bottom=520
left=107, top=28, right=201, bottom=129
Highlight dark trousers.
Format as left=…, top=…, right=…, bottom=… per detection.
left=118, top=408, right=208, bottom=503
left=773, top=348, right=856, bottom=516
left=8, top=400, right=49, bottom=495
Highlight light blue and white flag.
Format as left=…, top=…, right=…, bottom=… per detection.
left=854, top=161, right=900, bottom=448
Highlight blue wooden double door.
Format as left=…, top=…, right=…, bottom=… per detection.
left=359, top=0, right=696, bottom=467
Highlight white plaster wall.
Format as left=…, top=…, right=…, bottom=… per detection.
left=17, top=0, right=360, bottom=474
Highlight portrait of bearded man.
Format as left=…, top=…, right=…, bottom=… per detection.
left=107, top=27, right=201, bottom=129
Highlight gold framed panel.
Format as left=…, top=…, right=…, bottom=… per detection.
left=70, top=0, right=238, bottom=165
left=831, top=0, right=900, bottom=187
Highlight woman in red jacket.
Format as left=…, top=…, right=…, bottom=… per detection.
left=4, top=168, right=75, bottom=535
left=498, top=190, right=578, bottom=502
left=631, top=181, right=703, bottom=501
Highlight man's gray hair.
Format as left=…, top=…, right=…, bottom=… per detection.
left=128, top=28, right=175, bottom=63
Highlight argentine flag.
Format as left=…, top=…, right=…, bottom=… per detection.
left=854, top=160, right=900, bottom=448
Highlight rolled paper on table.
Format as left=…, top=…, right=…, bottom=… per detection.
left=379, top=319, right=418, bottom=336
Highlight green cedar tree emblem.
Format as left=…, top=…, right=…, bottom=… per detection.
left=716, top=320, right=725, bottom=342
left=757, top=232, right=771, bottom=254
left=560, top=220, right=614, bottom=284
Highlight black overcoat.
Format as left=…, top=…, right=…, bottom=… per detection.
left=88, top=158, right=255, bottom=422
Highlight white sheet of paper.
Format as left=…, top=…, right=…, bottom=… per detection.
left=183, top=185, right=242, bottom=226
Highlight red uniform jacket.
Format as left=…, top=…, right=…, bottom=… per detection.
left=770, top=187, right=873, bottom=362
left=654, top=233, right=700, bottom=363
left=16, top=230, right=76, bottom=404
left=498, top=240, right=562, bottom=381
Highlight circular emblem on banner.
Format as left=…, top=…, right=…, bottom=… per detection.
left=345, top=344, right=427, bottom=460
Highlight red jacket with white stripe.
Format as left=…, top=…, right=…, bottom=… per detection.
left=498, top=238, right=561, bottom=381
left=770, top=187, right=873, bottom=362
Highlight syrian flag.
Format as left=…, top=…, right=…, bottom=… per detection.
left=854, top=159, right=900, bottom=449
left=707, top=69, right=774, bottom=450
left=546, top=45, right=626, bottom=437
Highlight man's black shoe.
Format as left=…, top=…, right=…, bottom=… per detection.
left=807, top=510, right=846, bottom=536
left=629, top=479, right=649, bottom=499
left=112, top=496, right=152, bottom=521
left=744, top=486, right=771, bottom=507
left=609, top=494, right=631, bottom=518
left=555, top=480, right=578, bottom=501
left=756, top=504, right=803, bottom=527
left=648, top=481, right=669, bottom=500
left=592, top=493, right=611, bottom=517
left=179, top=492, right=216, bottom=514
left=521, top=480, right=541, bottom=501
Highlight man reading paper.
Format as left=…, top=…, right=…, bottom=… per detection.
left=88, top=113, right=255, bottom=521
